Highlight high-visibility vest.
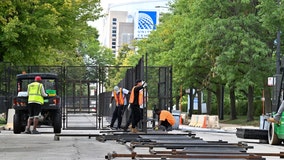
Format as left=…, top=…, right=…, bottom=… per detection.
left=113, top=88, right=124, bottom=106
left=129, top=87, right=143, bottom=105
left=28, top=82, right=44, bottom=105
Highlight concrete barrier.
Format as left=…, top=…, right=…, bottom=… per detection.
left=4, top=109, right=15, bottom=130
left=194, top=115, right=208, bottom=128
left=189, top=114, right=219, bottom=129
left=189, top=114, right=199, bottom=127
left=208, top=115, right=220, bottom=129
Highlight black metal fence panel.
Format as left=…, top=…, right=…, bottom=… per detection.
left=0, top=58, right=172, bottom=131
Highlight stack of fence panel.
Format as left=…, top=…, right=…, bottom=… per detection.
left=102, top=132, right=266, bottom=160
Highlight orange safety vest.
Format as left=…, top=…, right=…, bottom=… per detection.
left=113, top=88, right=124, bottom=106
left=129, top=86, right=143, bottom=105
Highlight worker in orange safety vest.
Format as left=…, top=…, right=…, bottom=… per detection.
left=123, top=87, right=148, bottom=132
left=154, top=108, right=175, bottom=132
left=109, top=86, right=129, bottom=130
left=128, top=79, right=147, bottom=133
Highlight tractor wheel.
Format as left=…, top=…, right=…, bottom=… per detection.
left=268, top=123, right=281, bottom=145
left=13, top=113, right=22, bottom=134
left=53, top=110, right=62, bottom=133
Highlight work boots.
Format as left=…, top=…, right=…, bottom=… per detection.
left=24, top=128, right=31, bottom=134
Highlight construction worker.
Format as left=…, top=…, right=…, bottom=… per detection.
left=123, top=88, right=148, bottom=132
left=109, top=86, right=129, bottom=129
left=154, top=108, right=175, bottom=131
left=128, top=80, right=147, bottom=133
left=25, top=76, right=48, bottom=134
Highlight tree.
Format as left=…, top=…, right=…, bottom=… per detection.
left=137, top=0, right=277, bottom=121
left=0, top=0, right=102, bottom=65
left=79, top=27, right=115, bottom=67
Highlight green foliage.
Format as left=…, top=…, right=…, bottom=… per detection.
left=103, top=43, right=143, bottom=91
left=79, top=27, right=115, bottom=67
left=0, top=117, right=6, bottom=125
left=136, top=0, right=282, bottom=118
left=0, top=0, right=103, bottom=65
left=258, top=0, right=283, bottom=31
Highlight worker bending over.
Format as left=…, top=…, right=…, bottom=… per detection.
left=154, top=108, right=175, bottom=131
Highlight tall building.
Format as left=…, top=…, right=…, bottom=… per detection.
left=118, top=22, right=134, bottom=50
left=100, top=0, right=170, bottom=56
left=107, top=11, right=134, bottom=54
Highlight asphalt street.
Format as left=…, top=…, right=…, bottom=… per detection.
left=0, top=114, right=283, bottom=160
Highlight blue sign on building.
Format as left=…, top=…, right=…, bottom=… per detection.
left=134, top=10, right=157, bottom=39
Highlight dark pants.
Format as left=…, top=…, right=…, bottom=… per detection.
left=125, top=108, right=143, bottom=129
left=140, top=108, right=144, bottom=120
left=161, top=119, right=172, bottom=130
left=131, top=104, right=141, bottom=128
left=125, top=113, right=132, bottom=129
left=110, top=105, right=123, bottom=128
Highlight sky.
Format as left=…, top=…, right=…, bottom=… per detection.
left=88, top=0, right=170, bottom=44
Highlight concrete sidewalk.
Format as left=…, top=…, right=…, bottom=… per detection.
left=178, top=123, right=259, bottom=134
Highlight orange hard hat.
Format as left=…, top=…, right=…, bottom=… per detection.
left=35, top=76, right=42, bottom=82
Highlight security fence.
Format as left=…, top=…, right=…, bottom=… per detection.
left=0, top=58, right=172, bottom=131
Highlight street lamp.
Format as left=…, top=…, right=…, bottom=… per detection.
left=155, top=5, right=170, bottom=13
left=155, top=6, right=169, bottom=8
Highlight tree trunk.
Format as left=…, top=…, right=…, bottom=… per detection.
left=216, top=84, right=224, bottom=120
left=247, top=85, right=254, bottom=121
left=216, top=86, right=220, bottom=118
left=207, top=90, right=212, bottom=114
left=197, top=90, right=202, bottom=114
left=175, top=96, right=179, bottom=110
left=229, top=86, right=237, bottom=120
left=189, top=88, right=194, bottom=118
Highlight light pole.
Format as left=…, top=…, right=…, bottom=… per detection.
left=276, top=0, right=281, bottom=74
left=276, top=30, right=281, bottom=74
left=273, top=0, right=282, bottom=112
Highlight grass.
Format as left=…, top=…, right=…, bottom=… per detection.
left=219, top=115, right=260, bottom=127
left=0, top=117, right=6, bottom=125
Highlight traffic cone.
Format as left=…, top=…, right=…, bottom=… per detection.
left=179, top=116, right=182, bottom=125
left=201, top=115, right=208, bottom=128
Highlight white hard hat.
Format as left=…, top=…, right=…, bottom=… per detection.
left=113, top=86, right=119, bottom=92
